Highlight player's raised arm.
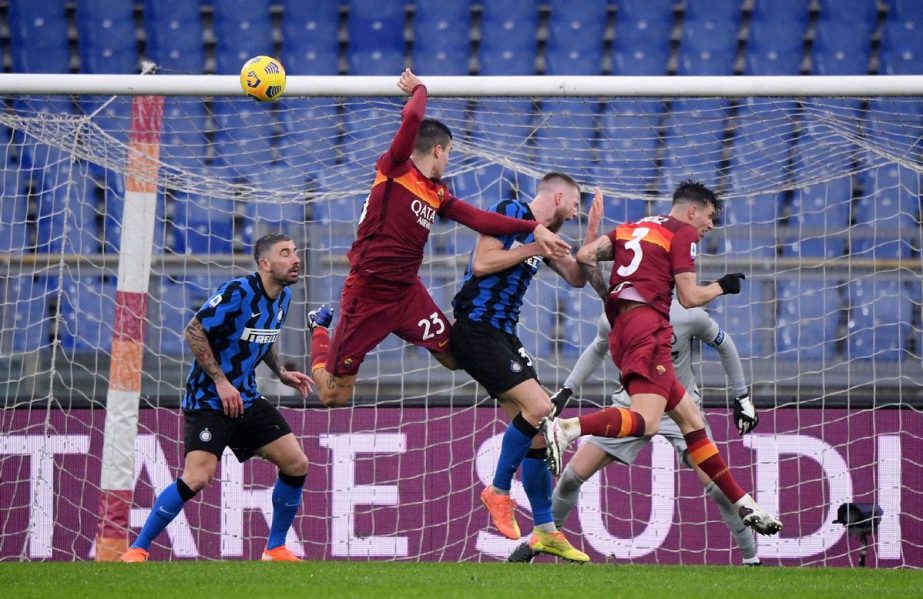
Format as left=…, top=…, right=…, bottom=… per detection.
left=576, top=234, right=613, bottom=299
left=440, top=199, right=570, bottom=259
left=382, top=69, right=427, bottom=169
left=583, top=187, right=604, bottom=247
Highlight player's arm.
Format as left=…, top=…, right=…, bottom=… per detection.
left=184, top=317, right=243, bottom=417
left=583, top=187, right=604, bottom=247
left=263, top=343, right=314, bottom=399
left=382, top=69, right=427, bottom=169
left=470, top=234, right=543, bottom=277
left=546, top=187, right=604, bottom=285
left=674, top=271, right=747, bottom=309
left=441, top=199, right=570, bottom=258
left=576, top=234, right=613, bottom=299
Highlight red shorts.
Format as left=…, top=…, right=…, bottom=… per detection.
left=327, top=275, right=451, bottom=376
left=608, top=305, right=685, bottom=410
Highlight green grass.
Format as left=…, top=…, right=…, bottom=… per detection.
left=0, top=562, right=919, bottom=598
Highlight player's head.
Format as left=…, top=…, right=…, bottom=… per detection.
left=536, top=171, right=581, bottom=232
left=670, top=180, right=720, bottom=239
left=253, top=233, right=300, bottom=287
left=413, top=118, right=453, bottom=180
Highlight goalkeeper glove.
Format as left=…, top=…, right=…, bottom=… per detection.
left=734, top=392, right=759, bottom=435
left=550, top=387, right=573, bottom=419
left=717, top=273, right=746, bottom=295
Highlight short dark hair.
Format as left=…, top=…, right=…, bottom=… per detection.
left=414, top=118, right=453, bottom=153
left=672, top=179, right=720, bottom=214
left=539, top=171, right=580, bottom=193
left=253, top=233, right=292, bottom=266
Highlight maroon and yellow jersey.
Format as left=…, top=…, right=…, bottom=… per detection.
left=346, top=85, right=457, bottom=290
left=604, top=215, right=699, bottom=317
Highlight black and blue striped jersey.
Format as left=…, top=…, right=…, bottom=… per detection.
left=452, top=200, right=542, bottom=335
left=182, top=272, right=291, bottom=411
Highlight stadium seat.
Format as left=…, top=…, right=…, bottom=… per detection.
left=855, top=164, right=920, bottom=229
left=341, top=97, right=401, bottom=167
left=722, top=192, right=782, bottom=227
left=880, top=19, right=923, bottom=75
left=545, top=0, right=607, bottom=75
left=776, top=280, right=841, bottom=362
left=471, top=99, right=536, bottom=153
left=413, top=0, right=472, bottom=57
left=817, top=0, right=879, bottom=25
left=212, top=0, right=274, bottom=74
left=660, top=99, right=729, bottom=188
left=160, top=99, right=209, bottom=168
left=614, top=0, right=675, bottom=25
left=532, top=100, right=598, bottom=176
left=847, top=280, right=912, bottom=361
left=148, top=278, right=191, bottom=356
left=346, top=1, right=405, bottom=53
left=57, top=274, right=117, bottom=352
left=6, top=275, right=49, bottom=352
left=310, top=164, right=368, bottom=226
left=789, top=177, right=853, bottom=230
left=712, top=279, right=768, bottom=358
left=144, top=0, right=205, bottom=73
left=849, top=224, right=913, bottom=261
left=750, top=0, right=811, bottom=27
left=479, top=0, right=539, bottom=75
left=348, top=49, right=406, bottom=75
left=447, top=161, right=511, bottom=207
left=744, top=20, right=805, bottom=75
left=864, top=98, right=923, bottom=149
left=240, top=167, right=309, bottom=245
left=8, top=2, right=70, bottom=73
left=172, top=191, right=235, bottom=254
left=80, top=96, right=133, bottom=146
left=280, top=0, right=341, bottom=75
left=611, top=19, right=672, bottom=75
left=211, top=101, right=277, bottom=177
left=277, top=98, right=342, bottom=175
left=811, top=21, right=872, bottom=75
left=412, top=49, right=471, bottom=75
left=478, top=44, right=537, bottom=75
left=678, top=19, right=740, bottom=76
left=35, top=167, right=100, bottom=254
left=76, top=0, right=138, bottom=74
left=683, top=0, right=743, bottom=26
left=729, top=101, right=797, bottom=176
left=0, top=169, right=29, bottom=253
left=599, top=100, right=663, bottom=186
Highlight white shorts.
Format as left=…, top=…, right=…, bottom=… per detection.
left=584, top=387, right=713, bottom=467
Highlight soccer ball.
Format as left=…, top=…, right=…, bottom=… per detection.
left=240, top=56, right=286, bottom=102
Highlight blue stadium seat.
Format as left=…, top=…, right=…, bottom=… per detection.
left=744, top=20, right=805, bottom=75
left=750, top=0, right=810, bottom=26
left=678, top=19, right=740, bottom=75
left=240, top=166, right=309, bottom=245
left=789, top=177, right=853, bottom=230
left=35, top=167, right=100, bottom=254
left=478, top=44, right=537, bottom=75
left=660, top=99, right=729, bottom=188
left=172, top=191, right=235, bottom=254
left=889, top=0, right=923, bottom=22
left=847, top=280, right=912, bottom=361
left=346, top=1, right=405, bottom=53
left=713, top=279, right=768, bottom=358
left=348, top=49, right=406, bottom=75
left=280, top=0, right=341, bottom=74
left=341, top=97, right=401, bottom=167
left=80, top=96, right=133, bottom=147
left=849, top=224, right=913, bottom=260
left=880, top=19, right=923, bottom=75
left=147, top=278, right=191, bottom=356
left=144, top=0, right=205, bottom=73
left=277, top=98, right=341, bottom=175
left=211, top=101, right=276, bottom=176
left=722, top=192, right=782, bottom=227
left=611, top=18, right=672, bottom=75
left=545, top=0, right=607, bottom=75
left=76, top=0, right=138, bottom=73
left=533, top=100, right=598, bottom=175
left=0, top=169, right=29, bottom=252
left=614, top=0, right=674, bottom=24
left=6, top=275, right=49, bottom=352
left=684, top=0, right=743, bottom=26
left=57, top=275, right=117, bottom=352
left=812, top=21, right=872, bottom=75
left=8, top=2, right=70, bottom=73
left=471, top=100, right=536, bottom=152
left=855, top=164, right=920, bottom=229
left=599, top=100, right=663, bottom=186
left=413, top=0, right=471, bottom=54
left=309, top=164, right=368, bottom=226
left=817, top=0, right=878, bottom=25
left=864, top=98, right=923, bottom=149
left=412, top=49, right=470, bottom=75
left=729, top=101, right=797, bottom=175
left=160, top=98, right=209, bottom=168
left=446, top=161, right=511, bottom=207
left=479, top=0, right=538, bottom=75
left=212, top=0, right=274, bottom=74
left=776, top=280, right=841, bottom=362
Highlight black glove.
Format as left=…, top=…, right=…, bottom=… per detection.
left=717, top=273, right=746, bottom=295
left=550, top=387, right=573, bottom=419
left=734, top=392, right=759, bottom=435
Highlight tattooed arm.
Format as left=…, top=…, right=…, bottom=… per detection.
left=262, top=343, right=285, bottom=378
left=576, top=235, right=614, bottom=300
left=264, top=342, right=315, bottom=398
left=185, top=317, right=243, bottom=416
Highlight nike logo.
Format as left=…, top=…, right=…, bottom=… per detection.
left=159, top=506, right=174, bottom=515
left=438, top=339, right=449, bottom=348
left=284, top=501, right=300, bottom=508
left=251, top=312, right=260, bottom=318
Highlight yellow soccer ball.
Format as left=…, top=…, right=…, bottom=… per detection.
left=240, top=56, right=286, bottom=102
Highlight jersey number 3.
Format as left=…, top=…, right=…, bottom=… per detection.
left=418, top=312, right=446, bottom=340
left=617, top=227, right=650, bottom=277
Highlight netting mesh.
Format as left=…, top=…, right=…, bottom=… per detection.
left=0, top=90, right=921, bottom=565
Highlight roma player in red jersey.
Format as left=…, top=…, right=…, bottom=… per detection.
left=543, top=180, right=782, bottom=537
left=308, top=69, right=570, bottom=407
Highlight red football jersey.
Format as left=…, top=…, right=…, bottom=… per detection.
left=604, top=215, right=699, bottom=317
left=347, top=85, right=457, bottom=291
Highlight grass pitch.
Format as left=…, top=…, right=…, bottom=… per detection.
left=0, top=561, right=919, bottom=598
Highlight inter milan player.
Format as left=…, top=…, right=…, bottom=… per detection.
left=120, top=234, right=315, bottom=562
left=451, top=178, right=602, bottom=562
left=542, top=180, right=782, bottom=536
left=509, top=300, right=762, bottom=565
left=307, top=69, right=569, bottom=407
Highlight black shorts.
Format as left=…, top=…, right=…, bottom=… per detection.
left=183, top=396, right=292, bottom=462
left=450, top=318, right=538, bottom=397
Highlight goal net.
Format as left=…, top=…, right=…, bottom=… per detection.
left=0, top=75, right=921, bottom=566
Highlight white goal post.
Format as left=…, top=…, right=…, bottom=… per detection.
left=0, top=74, right=921, bottom=566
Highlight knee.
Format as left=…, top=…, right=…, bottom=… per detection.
left=643, top=417, right=659, bottom=437
left=182, top=466, right=216, bottom=492
left=523, top=397, right=553, bottom=424
left=282, top=453, right=309, bottom=478
left=556, top=466, right=585, bottom=495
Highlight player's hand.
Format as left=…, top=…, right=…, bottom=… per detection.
left=280, top=370, right=315, bottom=399
left=216, top=379, right=243, bottom=418
left=583, top=187, right=604, bottom=246
left=717, top=272, right=746, bottom=295
left=734, top=392, right=759, bottom=435
left=397, top=68, right=423, bottom=95
left=533, top=224, right=571, bottom=260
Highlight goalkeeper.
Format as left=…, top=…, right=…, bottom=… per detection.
left=510, top=299, right=762, bottom=565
